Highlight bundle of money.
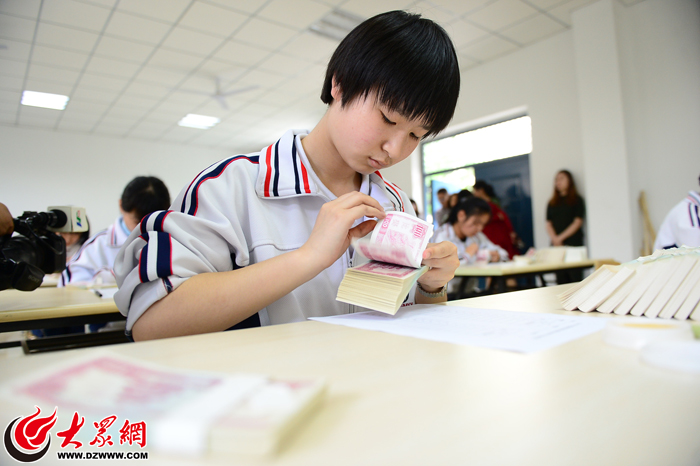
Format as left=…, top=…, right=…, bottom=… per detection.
left=336, top=212, right=433, bottom=314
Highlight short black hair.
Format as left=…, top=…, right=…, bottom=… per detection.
left=447, top=197, right=491, bottom=225
left=473, top=180, right=496, bottom=198
left=121, top=176, right=171, bottom=222
left=437, top=188, right=448, bottom=195
left=321, top=10, right=460, bottom=137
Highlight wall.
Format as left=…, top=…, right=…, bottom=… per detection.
left=0, top=126, right=230, bottom=232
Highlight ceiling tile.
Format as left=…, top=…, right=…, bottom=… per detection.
left=500, top=13, right=566, bottom=45
left=466, top=0, right=539, bottom=31
left=197, top=59, right=246, bottom=81
left=457, top=53, right=481, bottom=70
left=341, top=0, right=408, bottom=18
left=18, top=104, right=63, bottom=121
left=159, top=126, right=201, bottom=143
left=526, top=0, right=567, bottom=9
left=122, top=81, right=171, bottom=100
left=206, top=0, right=269, bottom=15
left=0, top=74, right=23, bottom=90
left=0, top=0, right=42, bottom=18
left=147, top=48, right=204, bottom=72
left=41, top=0, right=112, bottom=32
left=547, top=0, right=598, bottom=26
left=459, top=34, right=518, bottom=61
left=0, top=89, right=21, bottom=104
left=79, top=72, right=129, bottom=91
left=0, top=40, right=31, bottom=61
left=31, top=45, right=90, bottom=70
left=160, top=27, right=224, bottom=57
left=278, top=31, right=337, bottom=62
left=255, top=89, right=305, bottom=107
left=257, top=0, right=331, bottom=30
left=104, top=11, right=171, bottom=45
left=0, top=58, right=27, bottom=77
left=212, top=40, right=270, bottom=68
left=76, top=0, right=119, bottom=7
left=93, top=36, right=155, bottom=63
left=409, top=1, right=457, bottom=26
left=0, top=14, right=37, bottom=42
left=116, top=0, right=192, bottom=23
left=70, top=87, right=120, bottom=103
left=23, top=78, right=73, bottom=95
left=56, top=118, right=97, bottom=131
left=84, top=56, right=141, bottom=79
left=36, top=22, right=99, bottom=52
left=28, top=64, right=81, bottom=85
left=233, top=18, right=298, bottom=51
left=133, top=66, right=189, bottom=87
left=101, top=106, right=146, bottom=120
left=429, top=0, right=500, bottom=16
left=257, top=52, right=314, bottom=77
left=63, top=99, right=111, bottom=114
left=112, top=94, right=161, bottom=110
left=445, top=18, right=490, bottom=47
left=178, top=2, right=248, bottom=38
left=128, top=120, right=172, bottom=138
left=235, top=68, right=288, bottom=90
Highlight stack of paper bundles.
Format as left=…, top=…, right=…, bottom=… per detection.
left=337, top=211, right=432, bottom=315
left=558, top=246, right=700, bottom=320
left=1, top=352, right=326, bottom=458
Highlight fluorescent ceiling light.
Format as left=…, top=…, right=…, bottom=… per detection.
left=178, top=114, right=220, bottom=129
left=21, top=90, right=69, bottom=110
left=309, top=9, right=364, bottom=41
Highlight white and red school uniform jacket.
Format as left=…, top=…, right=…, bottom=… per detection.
left=60, top=216, right=130, bottom=287
left=653, top=191, right=700, bottom=250
left=114, top=129, right=417, bottom=335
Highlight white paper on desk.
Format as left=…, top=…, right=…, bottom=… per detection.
left=311, top=305, right=606, bottom=353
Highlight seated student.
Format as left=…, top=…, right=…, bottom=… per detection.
left=61, top=176, right=170, bottom=287
left=472, top=180, right=520, bottom=259
left=114, top=11, right=462, bottom=342
left=432, top=198, right=508, bottom=297
left=653, top=174, right=700, bottom=250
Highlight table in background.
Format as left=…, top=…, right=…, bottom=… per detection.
left=1, top=285, right=698, bottom=466
left=0, top=287, right=127, bottom=352
left=453, top=258, right=617, bottom=296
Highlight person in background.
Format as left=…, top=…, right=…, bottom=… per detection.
left=58, top=225, right=90, bottom=263
left=472, top=180, right=520, bottom=259
left=0, top=203, right=12, bottom=236
left=546, top=169, right=586, bottom=283
left=432, top=197, right=508, bottom=297
left=435, top=188, right=450, bottom=225
left=60, top=176, right=170, bottom=287
left=653, top=174, right=700, bottom=250
left=410, top=198, right=420, bottom=218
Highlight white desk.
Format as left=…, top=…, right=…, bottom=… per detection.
left=1, top=285, right=699, bottom=465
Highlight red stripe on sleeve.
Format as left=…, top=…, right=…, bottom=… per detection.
left=264, top=145, right=273, bottom=197
left=300, top=160, right=311, bottom=194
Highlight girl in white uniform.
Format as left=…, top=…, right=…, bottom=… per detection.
left=114, top=11, right=462, bottom=341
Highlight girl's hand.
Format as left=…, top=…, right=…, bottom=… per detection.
left=300, top=192, right=386, bottom=271
left=418, top=241, right=459, bottom=292
left=489, top=250, right=501, bottom=262
left=465, top=242, right=479, bottom=257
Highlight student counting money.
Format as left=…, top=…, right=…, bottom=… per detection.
left=114, top=11, right=461, bottom=341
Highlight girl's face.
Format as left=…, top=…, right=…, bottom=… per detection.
left=454, top=212, right=490, bottom=240
left=555, top=172, right=570, bottom=195
left=326, top=82, right=429, bottom=175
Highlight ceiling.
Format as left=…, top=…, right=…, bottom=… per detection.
left=0, top=0, right=639, bottom=153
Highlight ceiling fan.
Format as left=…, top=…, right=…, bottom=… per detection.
left=173, top=77, right=258, bottom=110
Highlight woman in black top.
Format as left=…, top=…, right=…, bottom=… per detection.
left=546, top=170, right=586, bottom=283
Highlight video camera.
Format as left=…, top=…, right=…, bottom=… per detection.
left=1, top=206, right=88, bottom=292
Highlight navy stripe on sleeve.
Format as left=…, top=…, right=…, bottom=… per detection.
left=291, top=139, right=301, bottom=195
left=155, top=231, right=172, bottom=279
left=272, top=140, right=280, bottom=197
left=185, top=155, right=259, bottom=216
left=139, top=245, right=149, bottom=283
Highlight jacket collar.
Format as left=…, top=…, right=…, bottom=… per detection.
left=255, top=129, right=405, bottom=213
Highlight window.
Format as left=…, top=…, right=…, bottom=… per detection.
left=422, top=115, right=533, bottom=225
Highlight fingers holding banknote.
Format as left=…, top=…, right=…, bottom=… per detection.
left=418, top=241, right=459, bottom=292
left=301, top=192, right=386, bottom=270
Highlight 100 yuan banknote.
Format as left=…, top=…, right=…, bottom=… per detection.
left=354, top=211, right=433, bottom=268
